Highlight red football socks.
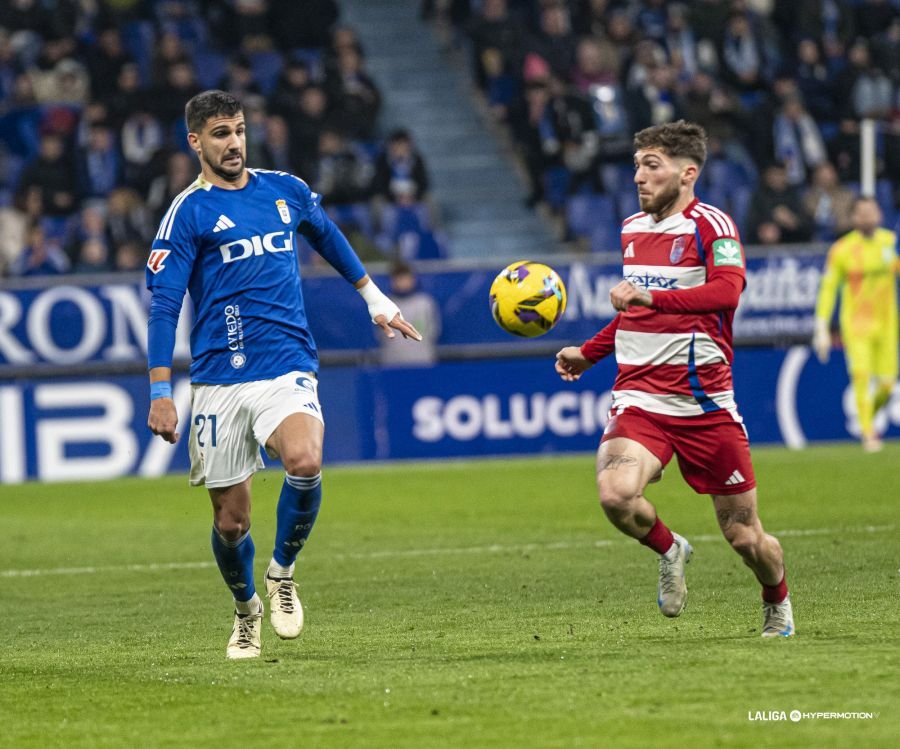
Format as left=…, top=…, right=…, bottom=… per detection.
left=762, top=574, right=789, bottom=604
left=639, top=516, right=675, bottom=555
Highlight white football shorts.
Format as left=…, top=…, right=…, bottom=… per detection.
left=188, top=370, right=323, bottom=489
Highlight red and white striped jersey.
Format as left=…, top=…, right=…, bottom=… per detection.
left=583, top=197, right=747, bottom=417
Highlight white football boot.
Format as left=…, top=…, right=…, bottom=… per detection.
left=266, top=570, right=304, bottom=640
left=761, top=595, right=795, bottom=637
left=226, top=595, right=263, bottom=659
left=657, top=533, right=692, bottom=618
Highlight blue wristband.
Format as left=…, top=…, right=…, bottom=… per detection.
left=150, top=381, right=173, bottom=400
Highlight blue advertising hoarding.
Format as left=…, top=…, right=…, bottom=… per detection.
left=0, top=251, right=826, bottom=373
left=2, top=348, right=897, bottom=483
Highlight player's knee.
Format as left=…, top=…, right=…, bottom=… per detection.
left=725, top=525, right=763, bottom=560
left=281, top=448, right=322, bottom=478
left=214, top=513, right=250, bottom=541
left=597, top=472, right=641, bottom=514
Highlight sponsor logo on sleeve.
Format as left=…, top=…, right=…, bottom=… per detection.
left=712, top=238, right=744, bottom=267
left=146, top=249, right=171, bottom=274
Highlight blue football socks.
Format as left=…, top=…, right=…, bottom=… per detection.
left=211, top=526, right=256, bottom=602
left=272, top=473, right=322, bottom=568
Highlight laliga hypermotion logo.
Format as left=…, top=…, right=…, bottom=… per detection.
left=146, top=249, right=170, bottom=274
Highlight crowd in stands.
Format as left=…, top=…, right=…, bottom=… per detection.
left=440, top=0, right=900, bottom=250
left=2, top=1, right=899, bottom=278
left=0, top=0, right=439, bottom=278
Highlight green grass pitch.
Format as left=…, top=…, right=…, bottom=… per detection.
left=1, top=444, right=898, bottom=748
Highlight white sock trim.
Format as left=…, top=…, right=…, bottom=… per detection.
left=267, top=558, right=295, bottom=579
left=285, top=472, right=321, bottom=490
left=234, top=593, right=262, bottom=615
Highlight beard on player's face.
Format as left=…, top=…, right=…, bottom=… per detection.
left=638, top=173, right=681, bottom=216
left=201, top=145, right=244, bottom=182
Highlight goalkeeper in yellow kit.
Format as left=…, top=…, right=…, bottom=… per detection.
left=813, top=197, right=899, bottom=452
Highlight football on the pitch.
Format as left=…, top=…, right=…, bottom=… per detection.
left=489, top=261, right=567, bottom=337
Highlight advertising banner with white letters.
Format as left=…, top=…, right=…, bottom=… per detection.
left=2, top=350, right=898, bottom=482
left=3, top=246, right=895, bottom=482
left=0, top=249, right=826, bottom=376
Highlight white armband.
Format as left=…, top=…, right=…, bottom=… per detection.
left=357, top=280, right=401, bottom=324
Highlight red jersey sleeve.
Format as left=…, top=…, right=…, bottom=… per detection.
left=580, top=314, right=620, bottom=362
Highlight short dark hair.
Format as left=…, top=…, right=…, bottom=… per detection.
left=185, top=90, right=243, bottom=133
left=852, top=195, right=879, bottom=210
left=633, top=120, right=707, bottom=169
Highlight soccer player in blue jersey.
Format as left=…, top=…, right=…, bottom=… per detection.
left=146, top=90, right=422, bottom=659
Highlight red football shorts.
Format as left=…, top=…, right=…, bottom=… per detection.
left=601, top=406, right=757, bottom=495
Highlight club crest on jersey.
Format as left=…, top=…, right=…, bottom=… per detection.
left=670, top=236, right=686, bottom=263
left=146, top=249, right=170, bottom=274
left=275, top=199, right=291, bottom=224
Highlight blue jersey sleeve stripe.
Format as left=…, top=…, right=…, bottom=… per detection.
left=155, top=180, right=203, bottom=241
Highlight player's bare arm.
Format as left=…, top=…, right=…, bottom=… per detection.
left=147, top=366, right=179, bottom=444
left=610, top=280, right=652, bottom=311
left=355, top=275, right=423, bottom=341
left=555, top=346, right=594, bottom=382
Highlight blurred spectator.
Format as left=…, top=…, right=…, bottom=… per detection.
left=147, top=151, right=196, bottom=225
left=120, top=109, right=165, bottom=189
left=794, top=38, right=838, bottom=123
left=837, top=39, right=894, bottom=120
left=0, top=186, right=40, bottom=276
left=113, top=239, right=145, bottom=272
left=571, top=36, right=619, bottom=93
left=29, top=56, right=89, bottom=105
left=77, top=119, right=122, bottom=199
left=102, top=62, right=144, bottom=129
left=771, top=0, right=855, bottom=48
left=151, top=31, right=191, bottom=86
left=268, top=58, right=313, bottom=120
left=18, top=132, right=77, bottom=217
left=636, top=0, right=670, bottom=44
left=746, top=162, right=814, bottom=244
left=85, top=26, right=133, bottom=100
left=524, top=2, right=578, bottom=81
left=379, top=261, right=441, bottom=366
left=803, top=161, right=857, bottom=240
left=632, top=62, right=685, bottom=128
left=372, top=129, right=430, bottom=205
left=719, top=9, right=778, bottom=94
left=509, top=76, right=599, bottom=208
left=289, top=85, right=331, bottom=177
left=9, top=223, right=69, bottom=276
left=228, top=0, right=271, bottom=51
left=72, top=237, right=113, bottom=273
left=773, top=95, right=828, bottom=186
left=106, top=187, right=153, bottom=249
left=65, top=201, right=108, bottom=266
left=253, top=114, right=295, bottom=173
left=871, top=17, right=900, bottom=83
left=325, top=46, right=381, bottom=140
left=151, top=61, right=201, bottom=128
left=314, top=128, right=373, bottom=205
left=665, top=2, right=716, bottom=79
left=467, top=0, right=525, bottom=92
left=218, top=54, right=262, bottom=99
left=325, top=25, right=365, bottom=73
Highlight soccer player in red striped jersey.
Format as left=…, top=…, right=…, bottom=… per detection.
left=555, top=121, right=794, bottom=637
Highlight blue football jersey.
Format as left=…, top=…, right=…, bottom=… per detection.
left=146, top=168, right=364, bottom=384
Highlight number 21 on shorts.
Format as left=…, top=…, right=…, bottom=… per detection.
left=194, top=413, right=218, bottom=447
